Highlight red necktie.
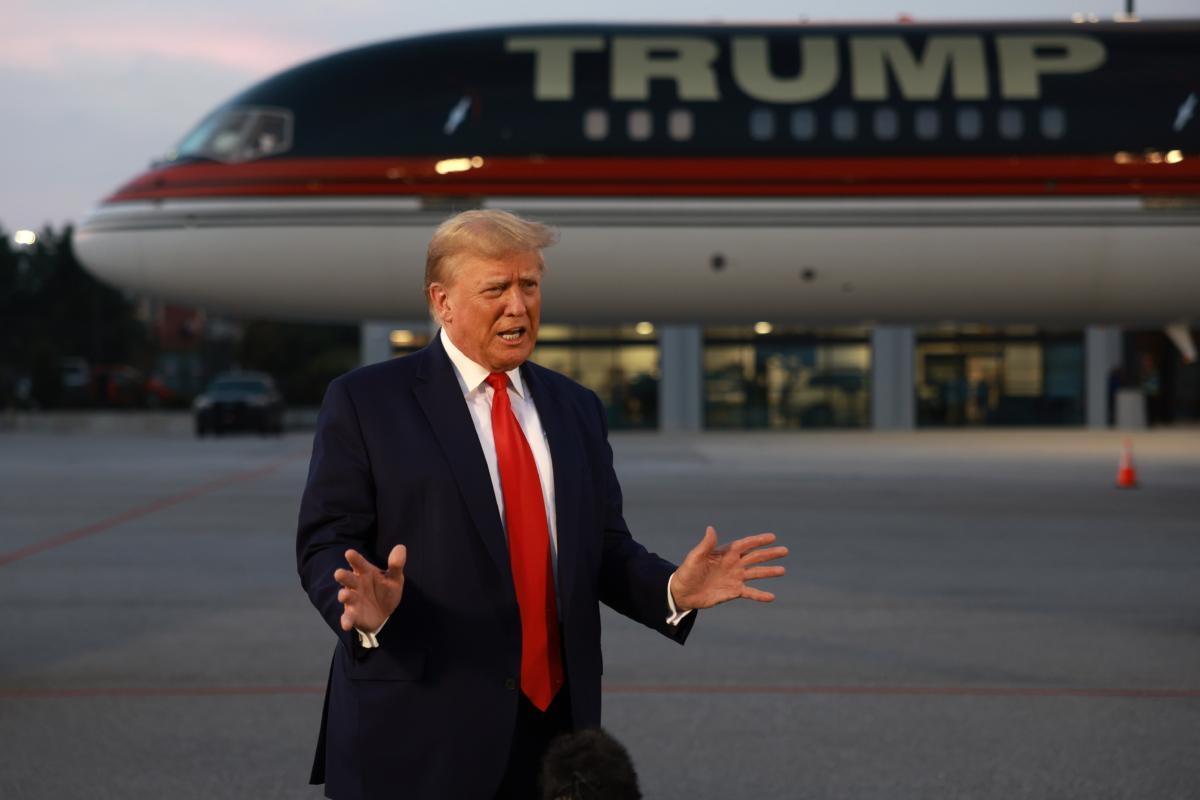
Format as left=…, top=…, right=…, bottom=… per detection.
left=486, top=372, right=563, bottom=711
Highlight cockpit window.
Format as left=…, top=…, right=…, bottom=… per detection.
left=169, top=106, right=294, bottom=163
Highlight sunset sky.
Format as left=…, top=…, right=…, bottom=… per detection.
left=2, top=0, right=1196, bottom=232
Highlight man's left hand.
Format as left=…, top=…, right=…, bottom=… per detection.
left=671, top=526, right=787, bottom=611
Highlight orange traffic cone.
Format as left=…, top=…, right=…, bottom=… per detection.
left=1116, top=438, right=1138, bottom=489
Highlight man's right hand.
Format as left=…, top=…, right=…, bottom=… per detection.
left=334, top=545, right=406, bottom=634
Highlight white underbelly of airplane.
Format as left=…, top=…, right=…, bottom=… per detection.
left=74, top=196, right=1200, bottom=325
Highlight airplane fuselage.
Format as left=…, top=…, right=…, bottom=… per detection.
left=75, top=21, right=1200, bottom=324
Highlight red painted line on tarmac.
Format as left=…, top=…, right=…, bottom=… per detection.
left=0, top=449, right=310, bottom=567
left=0, top=685, right=325, bottom=699
left=3, top=684, right=1198, bottom=701
left=602, top=684, right=1200, bottom=699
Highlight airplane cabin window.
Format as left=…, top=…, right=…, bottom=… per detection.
left=668, top=109, right=694, bottom=141
left=627, top=109, right=653, bottom=141
left=956, top=107, right=982, bottom=140
left=584, top=109, right=609, bottom=141
left=915, top=107, right=940, bottom=141
left=790, top=109, right=816, bottom=141
left=999, top=107, right=1024, bottom=140
left=1040, top=107, right=1067, bottom=140
left=873, top=107, right=899, bottom=141
left=832, top=108, right=857, bottom=141
left=749, top=109, right=775, bottom=141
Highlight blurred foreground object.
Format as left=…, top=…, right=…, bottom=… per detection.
left=541, top=728, right=642, bottom=800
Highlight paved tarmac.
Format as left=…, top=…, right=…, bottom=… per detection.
left=1, top=428, right=1198, bottom=799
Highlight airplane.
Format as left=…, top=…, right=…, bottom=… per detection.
left=73, top=20, right=1200, bottom=354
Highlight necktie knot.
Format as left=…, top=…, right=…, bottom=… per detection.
left=485, top=372, right=508, bottom=394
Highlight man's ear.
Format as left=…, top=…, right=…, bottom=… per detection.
left=429, top=284, right=450, bottom=323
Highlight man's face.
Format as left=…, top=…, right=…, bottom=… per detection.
left=433, top=249, right=542, bottom=373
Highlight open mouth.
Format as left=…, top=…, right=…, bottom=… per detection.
left=498, top=327, right=526, bottom=342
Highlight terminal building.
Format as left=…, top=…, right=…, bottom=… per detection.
left=363, top=321, right=1198, bottom=431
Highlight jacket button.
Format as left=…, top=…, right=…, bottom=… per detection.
left=504, top=678, right=516, bottom=690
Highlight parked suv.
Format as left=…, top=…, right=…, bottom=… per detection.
left=193, top=372, right=284, bottom=436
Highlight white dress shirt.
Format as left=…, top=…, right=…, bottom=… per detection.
left=356, top=329, right=689, bottom=648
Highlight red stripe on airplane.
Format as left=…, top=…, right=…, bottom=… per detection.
left=104, top=155, right=1200, bottom=202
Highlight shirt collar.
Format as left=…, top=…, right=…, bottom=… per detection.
left=439, top=328, right=526, bottom=399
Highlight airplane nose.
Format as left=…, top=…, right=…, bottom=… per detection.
left=74, top=204, right=147, bottom=291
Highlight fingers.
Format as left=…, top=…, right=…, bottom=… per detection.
left=741, top=586, right=776, bottom=603
left=730, top=532, right=776, bottom=555
left=345, top=549, right=373, bottom=574
left=386, top=544, right=407, bottom=575
left=744, top=565, right=786, bottom=580
left=741, top=545, right=789, bottom=566
left=333, top=568, right=360, bottom=590
left=685, top=526, right=719, bottom=563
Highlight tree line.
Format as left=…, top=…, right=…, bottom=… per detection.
left=1, top=224, right=357, bottom=409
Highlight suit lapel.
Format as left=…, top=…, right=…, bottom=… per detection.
left=412, top=338, right=513, bottom=590
left=522, top=363, right=581, bottom=617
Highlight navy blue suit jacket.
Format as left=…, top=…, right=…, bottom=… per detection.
left=297, top=337, right=695, bottom=799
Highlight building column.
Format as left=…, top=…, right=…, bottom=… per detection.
left=871, top=325, right=915, bottom=430
left=360, top=321, right=395, bottom=366
left=658, top=324, right=703, bottom=432
left=1085, top=325, right=1122, bottom=428
left=360, top=320, right=436, bottom=366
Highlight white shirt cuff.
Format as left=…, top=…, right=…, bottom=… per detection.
left=355, top=616, right=388, bottom=649
left=665, top=572, right=694, bottom=626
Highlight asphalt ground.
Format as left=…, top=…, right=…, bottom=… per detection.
left=1, top=428, right=1198, bottom=799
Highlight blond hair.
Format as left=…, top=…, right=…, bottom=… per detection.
left=424, top=209, right=557, bottom=319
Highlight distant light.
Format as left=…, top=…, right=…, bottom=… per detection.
left=635, top=322, right=655, bottom=336
left=435, top=156, right=485, bottom=175
left=1146, top=150, right=1164, bottom=164
left=390, top=329, right=415, bottom=346
left=1166, top=150, right=1184, bottom=164
left=1113, top=151, right=1133, bottom=165
left=1071, top=12, right=1085, bottom=22
left=754, top=321, right=773, bottom=335
left=13, top=229, right=37, bottom=246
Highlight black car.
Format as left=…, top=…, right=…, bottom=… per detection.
left=194, top=372, right=284, bottom=436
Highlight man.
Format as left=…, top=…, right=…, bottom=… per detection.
left=297, top=210, right=786, bottom=799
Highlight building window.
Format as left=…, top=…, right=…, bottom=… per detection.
left=704, top=326, right=871, bottom=429
left=583, top=109, right=609, bottom=141
left=915, top=327, right=1083, bottom=426
left=914, top=107, right=940, bottom=141
left=749, top=108, right=775, bottom=141
left=832, top=108, right=857, bottom=141
left=533, top=326, right=660, bottom=429
left=627, top=109, right=652, bottom=141
left=998, top=107, right=1024, bottom=140
left=668, top=109, right=694, bottom=141
left=1040, top=106, right=1066, bottom=140
left=956, top=107, right=982, bottom=140
left=873, top=107, right=899, bottom=140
